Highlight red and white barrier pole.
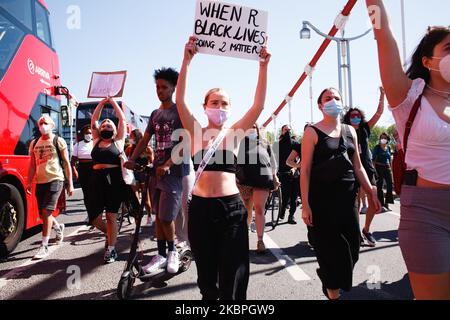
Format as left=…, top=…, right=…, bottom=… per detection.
left=262, top=0, right=359, bottom=129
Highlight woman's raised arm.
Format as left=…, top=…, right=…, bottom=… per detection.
left=232, top=47, right=271, bottom=132
left=91, top=98, right=108, bottom=140
left=366, top=0, right=411, bottom=107
left=109, top=97, right=126, bottom=142
left=176, top=36, right=202, bottom=136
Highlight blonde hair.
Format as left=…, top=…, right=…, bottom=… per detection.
left=38, top=114, right=55, bottom=128
left=203, top=88, right=230, bottom=106
left=100, top=119, right=117, bottom=136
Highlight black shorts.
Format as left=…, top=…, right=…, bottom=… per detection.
left=35, top=180, right=64, bottom=214
left=89, top=167, right=126, bottom=223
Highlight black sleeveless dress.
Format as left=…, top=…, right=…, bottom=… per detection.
left=309, top=126, right=360, bottom=292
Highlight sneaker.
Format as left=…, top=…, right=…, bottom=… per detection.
left=288, top=217, right=297, bottom=225
left=167, top=251, right=180, bottom=274
left=279, top=212, right=286, bottom=220
left=360, top=233, right=365, bottom=246
left=55, top=224, right=65, bottom=245
left=104, top=248, right=118, bottom=264
left=34, top=245, right=49, bottom=260
left=176, top=241, right=187, bottom=249
left=143, top=255, right=167, bottom=274
left=360, top=206, right=368, bottom=214
left=256, top=240, right=266, bottom=254
left=362, top=229, right=376, bottom=247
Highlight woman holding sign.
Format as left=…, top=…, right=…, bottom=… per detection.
left=176, top=36, right=271, bottom=300
left=90, top=97, right=127, bottom=264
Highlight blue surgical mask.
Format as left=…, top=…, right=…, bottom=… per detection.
left=323, top=100, right=343, bottom=118
left=350, top=117, right=362, bottom=126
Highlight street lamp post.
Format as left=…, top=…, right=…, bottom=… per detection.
left=300, top=21, right=372, bottom=111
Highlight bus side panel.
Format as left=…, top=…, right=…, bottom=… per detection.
left=0, top=34, right=60, bottom=155
left=0, top=34, right=61, bottom=231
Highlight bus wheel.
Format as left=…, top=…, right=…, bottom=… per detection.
left=0, top=183, right=25, bottom=258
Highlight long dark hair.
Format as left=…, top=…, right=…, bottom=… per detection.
left=406, top=26, right=450, bottom=84
left=343, top=107, right=367, bottom=126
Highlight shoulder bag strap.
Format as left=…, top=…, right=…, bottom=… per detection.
left=403, top=94, right=423, bottom=156
left=188, top=129, right=228, bottom=201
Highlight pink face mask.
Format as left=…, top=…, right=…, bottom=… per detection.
left=205, top=108, right=229, bottom=126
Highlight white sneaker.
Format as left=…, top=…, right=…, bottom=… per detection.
left=34, top=245, right=49, bottom=260
left=167, top=251, right=180, bottom=274
left=55, top=224, right=65, bottom=245
left=143, top=255, right=167, bottom=274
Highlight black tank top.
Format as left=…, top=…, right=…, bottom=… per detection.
left=311, top=125, right=356, bottom=181
left=91, top=140, right=121, bottom=166
left=192, top=149, right=237, bottom=174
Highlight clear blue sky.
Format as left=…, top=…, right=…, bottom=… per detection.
left=47, top=0, right=449, bottom=134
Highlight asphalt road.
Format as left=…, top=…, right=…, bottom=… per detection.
left=0, top=189, right=413, bottom=300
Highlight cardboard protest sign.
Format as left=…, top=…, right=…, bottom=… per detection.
left=194, top=0, right=268, bottom=61
left=88, top=71, right=127, bottom=98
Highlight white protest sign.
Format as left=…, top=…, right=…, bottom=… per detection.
left=88, top=71, right=127, bottom=98
left=194, top=0, right=268, bottom=61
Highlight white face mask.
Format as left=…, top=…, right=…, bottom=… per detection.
left=380, top=139, right=388, bottom=145
left=429, top=55, right=450, bottom=83
left=84, top=134, right=92, bottom=142
left=205, top=108, right=229, bottom=126
left=39, top=124, right=52, bottom=136
left=129, top=139, right=136, bottom=145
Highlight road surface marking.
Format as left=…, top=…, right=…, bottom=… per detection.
left=0, top=225, right=90, bottom=290
left=264, top=234, right=311, bottom=281
left=387, top=211, right=401, bottom=218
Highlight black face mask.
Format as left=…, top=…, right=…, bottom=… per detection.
left=100, top=130, right=114, bottom=140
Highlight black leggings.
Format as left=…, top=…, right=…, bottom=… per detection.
left=375, top=164, right=394, bottom=206
left=188, top=194, right=249, bottom=300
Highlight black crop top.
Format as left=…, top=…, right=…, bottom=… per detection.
left=192, top=149, right=237, bottom=174
left=91, top=140, right=122, bottom=166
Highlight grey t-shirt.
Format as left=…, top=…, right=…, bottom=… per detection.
left=145, top=104, right=190, bottom=192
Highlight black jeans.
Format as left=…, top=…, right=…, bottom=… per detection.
left=375, top=164, right=394, bottom=206
left=279, top=172, right=300, bottom=219
left=188, top=194, right=249, bottom=300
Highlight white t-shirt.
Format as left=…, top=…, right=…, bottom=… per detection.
left=73, top=140, right=93, bottom=160
left=389, top=78, right=450, bottom=184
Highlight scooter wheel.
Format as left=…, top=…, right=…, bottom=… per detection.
left=117, top=274, right=135, bottom=300
left=178, top=249, right=193, bottom=273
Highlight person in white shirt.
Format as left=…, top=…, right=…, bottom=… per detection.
left=71, top=125, right=94, bottom=224
left=366, top=0, right=450, bottom=300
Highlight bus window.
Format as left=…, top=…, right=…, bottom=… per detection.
left=14, top=94, right=41, bottom=155
left=0, top=0, right=33, bottom=30
left=0, top=13, right=25, bottom=80
left=34, top=1, right=52, bottom=48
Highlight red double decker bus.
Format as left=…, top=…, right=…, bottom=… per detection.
left=0, top=0, right=68, bottom=256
